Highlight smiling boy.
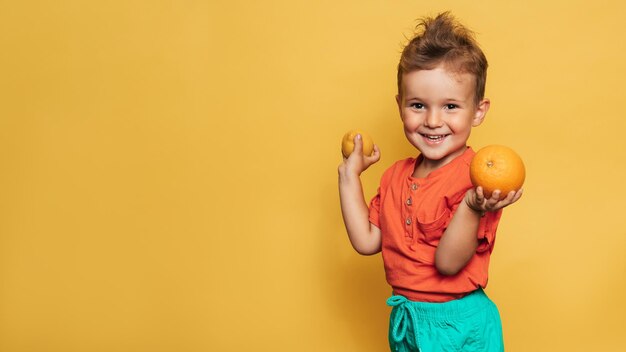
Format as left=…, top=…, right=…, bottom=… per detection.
left=338, top=12, right=523, bottom=351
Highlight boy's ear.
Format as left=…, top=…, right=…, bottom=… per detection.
left=472, top=98, right=490, bottom=127
left=395, top=94, right=402, bottom=118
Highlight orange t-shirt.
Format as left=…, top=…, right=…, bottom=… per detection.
left=369, top=147, right=502, bottom=303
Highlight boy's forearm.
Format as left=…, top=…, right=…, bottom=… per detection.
left=435, top=202, right=482, bottom=275
left=338, top=172, right=381, bottom=255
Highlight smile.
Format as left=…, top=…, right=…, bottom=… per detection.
left=420, top=134, right=449, bottom=143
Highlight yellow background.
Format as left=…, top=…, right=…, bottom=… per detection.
left=1, top=1, right=625, bottom=351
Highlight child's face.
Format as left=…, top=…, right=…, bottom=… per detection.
left=396, top=65, right=489, bottom=168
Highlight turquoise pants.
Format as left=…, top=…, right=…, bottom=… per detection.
left=387, top=289, right=503, bottom=352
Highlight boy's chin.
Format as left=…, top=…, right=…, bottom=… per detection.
left=419, top=146, right=466, bottom=162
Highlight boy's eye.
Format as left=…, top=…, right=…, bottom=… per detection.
left=411, top=103, right=425, bottom=109
left=445, top=104, right=458, bottom=110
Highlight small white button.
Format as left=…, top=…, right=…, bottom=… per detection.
left=406, top=197, right=412, bottom=205
left=405, top=218, right=412, bottom=225
left=411, top=183, right=418, bottom=190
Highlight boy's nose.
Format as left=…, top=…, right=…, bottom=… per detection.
left=424, top=112, right=443, bottom=128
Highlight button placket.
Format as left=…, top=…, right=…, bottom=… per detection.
left=404, top=182, right=419, bottom=239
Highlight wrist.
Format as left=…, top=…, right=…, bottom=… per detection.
left=339, top=168, right=361, bottom=184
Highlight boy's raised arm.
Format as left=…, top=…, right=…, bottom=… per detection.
left=338, top=135, right=382, bottom=255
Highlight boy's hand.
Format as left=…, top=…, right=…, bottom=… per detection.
left=464, top=186, right=523, bottom=215
left=338, top=134, right=380, bottom=177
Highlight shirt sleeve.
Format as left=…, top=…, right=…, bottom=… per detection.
left=476, top=209, right=502, bottom=253
left=369, top=160, right=401, bottom=228
left=368, top=187, right=381, bottom=228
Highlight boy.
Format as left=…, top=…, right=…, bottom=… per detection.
left=338, top=12, right=523, bottom=351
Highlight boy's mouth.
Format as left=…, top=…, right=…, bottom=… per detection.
left=420, top=134, right=449, bottom=143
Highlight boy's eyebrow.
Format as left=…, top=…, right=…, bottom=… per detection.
left=405, top=97, right=465, bottom=102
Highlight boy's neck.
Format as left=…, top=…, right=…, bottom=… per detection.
left=413, top=162, right=436, bottom=178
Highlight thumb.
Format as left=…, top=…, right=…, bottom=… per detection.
left=353, top=134, right=363, bottom=155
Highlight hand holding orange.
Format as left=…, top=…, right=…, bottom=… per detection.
left=341, top=129, right=374, bottom=158
left=470, top=145, right=525, bottom=199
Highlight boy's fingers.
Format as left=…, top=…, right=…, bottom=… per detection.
left=492, top=190, right=522, bottom=209
left=511, top=189, right=523, bottom=203
left=495, top=191, right=515, bottom=207
left=475, top=186, right=484, bottom=203
left=488, top=190, right=501, bottom=206
left=353, top=134, right=363, bottom=154
left=368, top=144, right=381, bottom=161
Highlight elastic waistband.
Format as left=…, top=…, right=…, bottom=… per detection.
left=387, top=289, right=491, bottom=321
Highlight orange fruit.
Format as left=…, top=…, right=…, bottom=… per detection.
left=341, top=129, right=374, bottom=158
left=470, top=145, right=525, bottom=199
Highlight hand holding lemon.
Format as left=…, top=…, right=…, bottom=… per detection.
left=338, top=129, right=380, bottom=177
left=341, top=129, right=375, bottom=158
